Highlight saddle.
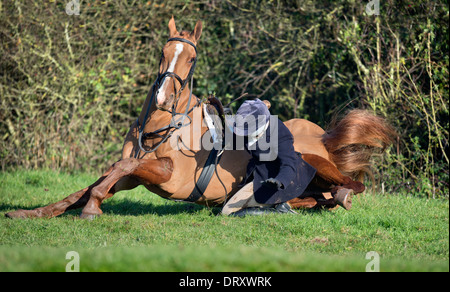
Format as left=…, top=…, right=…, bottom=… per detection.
left=203, top=95, right=227, bottom=148
left=184, top=95, right=226, bottom=203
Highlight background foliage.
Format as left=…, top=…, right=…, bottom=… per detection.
left=0, top=0, right=448, bottom=197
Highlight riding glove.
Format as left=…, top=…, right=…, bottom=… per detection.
left=261, top=178, right=284, bottom=190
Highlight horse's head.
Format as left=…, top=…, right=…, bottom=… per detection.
left=155, top=17, right=202, bottom=111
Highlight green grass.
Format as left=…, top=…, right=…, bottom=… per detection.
left=0, top=170, right=448, bottom=272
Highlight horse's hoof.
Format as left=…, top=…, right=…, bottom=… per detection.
left=5, top=209, right=30, bottom=219
left=80, top=213, right=101, bottom=220
left=334, top=188, right=353, bottom=210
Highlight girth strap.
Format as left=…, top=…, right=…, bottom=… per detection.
left=185, top=148, right=222, bottom=202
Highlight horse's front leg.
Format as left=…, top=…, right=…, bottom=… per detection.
left=4, top=166, right=118, bottom=219
left=80, top=157, right=173, bottom=219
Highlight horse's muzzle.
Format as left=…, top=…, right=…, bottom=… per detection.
left=156, top=93, right=175, bottom=111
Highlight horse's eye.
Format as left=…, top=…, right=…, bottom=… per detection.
left=188, top=57, right=195, bottom=64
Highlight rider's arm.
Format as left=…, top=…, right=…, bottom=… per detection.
left=273, top=131, right=297, bottom=190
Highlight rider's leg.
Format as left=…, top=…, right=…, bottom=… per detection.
left=221, top=182, right=271, bottom=215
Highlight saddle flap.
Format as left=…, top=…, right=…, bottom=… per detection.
left=203, top=95, right=226, bottom=146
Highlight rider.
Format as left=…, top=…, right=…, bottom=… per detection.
left=221, top=99, right=317, bottom=216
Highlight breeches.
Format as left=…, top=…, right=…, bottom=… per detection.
left=221, top=182, right=271, bottom=215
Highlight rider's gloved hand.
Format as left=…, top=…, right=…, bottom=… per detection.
left=261, top=178, right=284, bottom=190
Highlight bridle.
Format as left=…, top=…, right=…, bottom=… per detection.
left=134, top=36, right=228, bottom=203
left=135, top=37, right=200, bottom=158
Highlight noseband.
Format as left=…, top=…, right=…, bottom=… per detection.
left=135, top=38, right=200, bottom=157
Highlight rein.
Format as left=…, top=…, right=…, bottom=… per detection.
left=135, top=37, right=200, bottom=158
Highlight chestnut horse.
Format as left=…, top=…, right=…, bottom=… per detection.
left=5, top=18, right=395, bottom=219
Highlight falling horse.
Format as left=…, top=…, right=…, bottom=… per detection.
left=5, top=17, right=395, bottom=219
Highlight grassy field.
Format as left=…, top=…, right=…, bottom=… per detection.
left=0, top=170, right=448, bottom=272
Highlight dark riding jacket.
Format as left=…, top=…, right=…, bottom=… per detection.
left=241, top=118, right=316, bottom=205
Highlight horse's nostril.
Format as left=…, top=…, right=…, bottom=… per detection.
left=169, top=93, right=175, bottom=100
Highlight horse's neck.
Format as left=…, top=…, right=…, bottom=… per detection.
left=174, top=90, right=198, bottom=116
left=139, top=88, right=195, bottom=131
left=139, top=89, right=205, bottom=153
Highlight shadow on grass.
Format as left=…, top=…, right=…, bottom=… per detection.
left=87, top=200, right=328, bottom=218
left=1, top=197, right=329, bottom=219
left=0, top=199, right=223, bottom=219
left=100, top=199, right=220, bottom=217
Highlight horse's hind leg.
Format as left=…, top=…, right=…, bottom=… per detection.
left=288, top=193, right=337, bottom=210
left=287, top=153, right=365, bottom=211
left=80, top=157, right=173, bottom=219
left=301, top=153, right=365, bottom=193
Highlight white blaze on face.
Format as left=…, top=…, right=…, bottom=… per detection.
left=157, top=43, right=184, bottom=106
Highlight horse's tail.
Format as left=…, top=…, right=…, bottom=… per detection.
left=322, top=109, right=397, bottom=182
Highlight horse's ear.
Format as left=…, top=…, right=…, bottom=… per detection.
left=191, top=20, right=202, bottom=42
left=168, top=16, right=178, bottom=37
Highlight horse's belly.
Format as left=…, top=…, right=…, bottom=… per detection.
left=152, top=149, right=249, bottom=205
left=284, top=119, right=331, bottom=161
